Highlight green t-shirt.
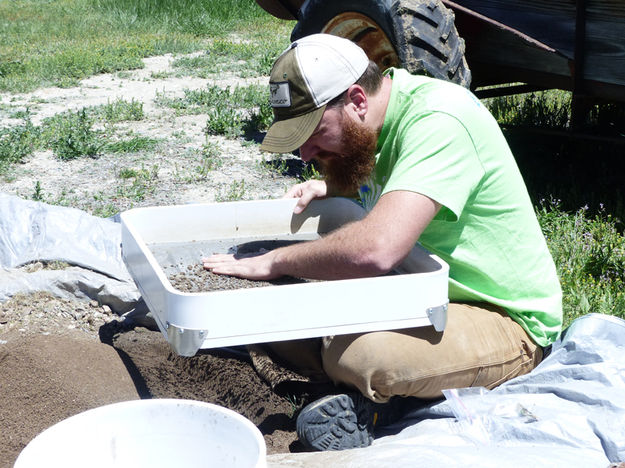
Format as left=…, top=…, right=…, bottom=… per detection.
left=358, top=68, right=562, bottom=346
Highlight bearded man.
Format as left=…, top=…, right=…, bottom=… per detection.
left=202, top=33, right=562, bottom=451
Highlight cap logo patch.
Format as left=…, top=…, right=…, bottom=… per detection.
left=269, top=82, right=291, bottom=108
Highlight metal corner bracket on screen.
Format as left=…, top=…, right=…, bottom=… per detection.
left=427, top=302, right=448, bottom=332
left=166, top=322, right=208, bottom=357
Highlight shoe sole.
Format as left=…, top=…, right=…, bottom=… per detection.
left=296, top=393, right=374, bottom=451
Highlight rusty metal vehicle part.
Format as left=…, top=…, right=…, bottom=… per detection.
left=291, top=0, right=471, bottom=87
left=256, top=0, right=625, bottom=105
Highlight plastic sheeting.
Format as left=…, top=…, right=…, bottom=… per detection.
left=0, top=194, right=140, bottom=313
left=267, top=313, right=625, bottom=467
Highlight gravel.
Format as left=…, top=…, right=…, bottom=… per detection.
left=0, top=291, right=118, bottom=339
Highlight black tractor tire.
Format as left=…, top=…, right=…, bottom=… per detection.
left=291, top=0, right=471, bottom=88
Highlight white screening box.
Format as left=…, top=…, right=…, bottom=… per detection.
left=120, top=198, right=449, bottom=356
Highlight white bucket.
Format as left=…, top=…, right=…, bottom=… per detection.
left=14, top=399, right=267, bottom=468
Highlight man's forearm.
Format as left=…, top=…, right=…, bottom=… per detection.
left=271, top=221, right=390, bottom=280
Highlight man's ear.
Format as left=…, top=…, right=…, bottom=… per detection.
left=346, top=85, right=368, bottom=119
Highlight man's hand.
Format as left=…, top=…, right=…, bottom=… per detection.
left=201, top=251, right=279, bottom=281
left=283, top=180, right=328, bottom=214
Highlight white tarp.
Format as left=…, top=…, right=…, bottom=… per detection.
left=267, top=313, right=625, bottom=467
left=0, top=194, right=140, bottom=313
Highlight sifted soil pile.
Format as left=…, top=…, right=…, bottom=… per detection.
left=0, top=289, right=307, bottom=467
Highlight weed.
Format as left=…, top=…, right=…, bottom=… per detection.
left=242, top=97, right=273, bottom=138
left=0, top=119, right=38, bottom=171
left=205, top=106, right=241, bottom=137
left=100, top=98, right=145, bottom=122
left=172, top=36, right=287, bottom=77
left=234, top=85, right=271, bottom=109
left=32, top=181, right=44, bottom=201
left=47, top=187, right=74, bottom=208
left=156, top=83, right=270, bottom=138
left=300, top=162, right=322, bottom=182
left=284, top=394, right=305, bottom=419
left=262, top=156, right=322, bottom=182
left=119, top=167, right=140, bottom=179
left=150, top=71, right=172, bottom=79
left=485, top=90, right=572, bottom=129
left=116, top=71, right=134, bottom=79
left=44, top=260, right=71, bottom=270
left=263, top=155, right=289, bottom=176
left=217, top=179, right=246, bottom=202
left=122, top=164, right=158, bottom=181
left=10, top=109, right=32, bottom=120
left=105, top=135, right=159, bottom=153
left=158, top=85, right=231, bottom=115
left=154, top=82, right=272, bottom=140
left=116, top=164, right=159, bottom=201
left=44, top=109, right=103, bottom=160
left=196, top=142, right=223, bottom=178
left=486, top=90, right=625, bottom=138
left=51, top=187, right=121, bottom=218
left=538, top=198, right=625, bottom=325
left=92, top=203, right=120, bottom=218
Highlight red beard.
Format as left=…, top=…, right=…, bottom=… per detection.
left=317, top=113, right=379, bottom=195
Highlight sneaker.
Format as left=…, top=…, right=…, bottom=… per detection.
left=296, top=393, right=391, bottom=451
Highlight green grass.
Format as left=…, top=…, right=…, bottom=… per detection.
left=537, top=199, right=625, bottom=325
left=99, top=98, right=145, bottom=122
left=0, top=119, right=38, bottom=170
left=155, top=83, right=272, bottom=137
left=0, top=0, right=292, bottom=93
left=104, top=135, right=160, bottom=153
left=171, top=36, right=285, bottom=78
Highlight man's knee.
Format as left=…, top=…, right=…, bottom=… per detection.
left=321, top=331, right=436, bottom=401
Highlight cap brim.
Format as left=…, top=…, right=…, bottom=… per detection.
left=260, top=105, right=326, bottom=153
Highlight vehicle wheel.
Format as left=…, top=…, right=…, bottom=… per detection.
left=291, top=0, right=471, bottom=88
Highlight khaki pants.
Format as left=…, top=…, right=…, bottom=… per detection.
left=268, top=302, right=542, bottom=403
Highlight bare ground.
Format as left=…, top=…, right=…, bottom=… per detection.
left=0, top=293, right=304, bottom=466
left=0, top=53, right=310, bottom=466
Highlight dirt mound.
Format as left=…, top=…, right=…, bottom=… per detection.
left=0, top=330, right=139, bottom=467
left=106, top=324, right=300, bottom=454
left=0, top=293, right=303, bottom=467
